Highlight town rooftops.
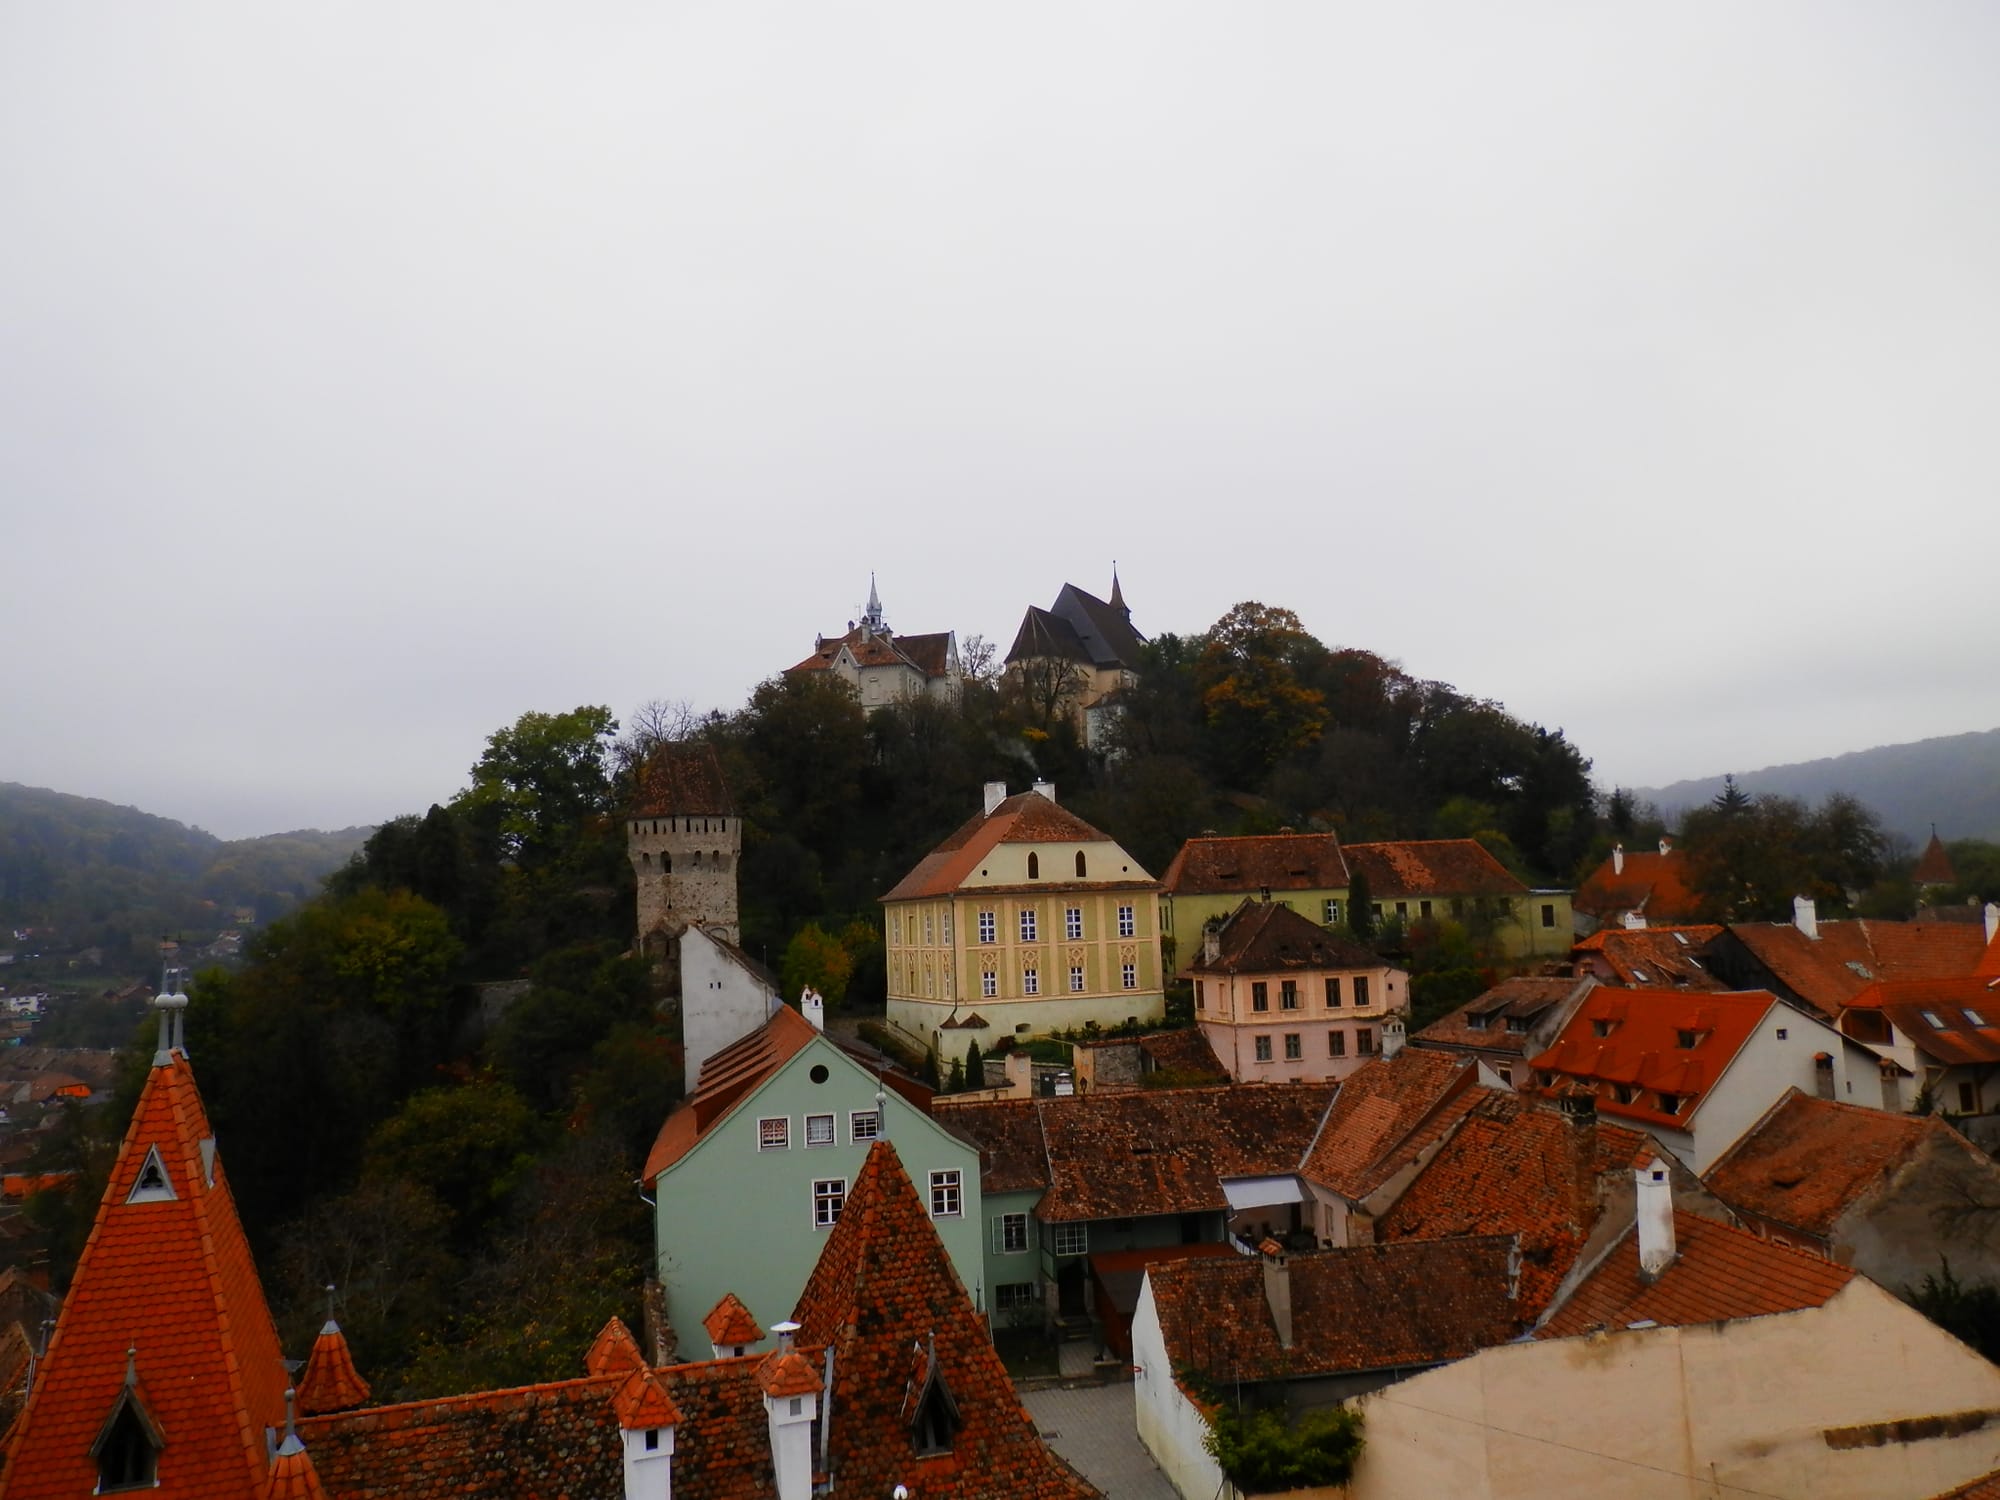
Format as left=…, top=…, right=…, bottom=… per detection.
left=1845, top=976, right=2000, bottom=1066
left=933, top=1098, right=1050, bottom=1195
left=1146, top=1236, right=1525, bottom=1386
left=1342, top=840, right=1528, bottom=899
left=1528, top=988, right=1775, bottom=1131
left=789, top=623, right=956, bottom=682
left=1537, top=1210, right=1854, bottom=1339
left=1299, top=1049, right=1484, bottom=1201
left=632, top=741, right=735, bottom=819
left=880, top=790, right=1152, bottom=904
left=1375, top=1090, right=1658, bottom=1317
left=1415, top=976, right=1593, bottom=1058
left=1160, top=832, right=1350, bottom=896
left=1573, top=844, right=1701, bottom=924
left=1701, top=1088, right=1965, bottom=1241
left=1182, top=899, right=1383, bottom=977
left=643, top=1004, right=821, bottom=1185
left=1721, top=918, right=1988, bottom=1020
left=1572, top=925, right=1728, bottom=988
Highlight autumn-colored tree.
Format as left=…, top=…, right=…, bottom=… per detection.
left=781, top=921, right=855, bottom=1008
left=1194, top=603, right=1329, bottom=785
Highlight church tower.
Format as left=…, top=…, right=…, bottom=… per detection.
left=628, top=743, right=741, bottom=952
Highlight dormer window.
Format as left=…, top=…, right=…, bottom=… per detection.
left=125, top=1145, right=176, bottom=1205
left=1657, top=1092, right=1682, bottom=1115
left=1466, top=1013, right=1488, bottom=1031
left=909, top=1364, right=961, bottom=1456
left=1505, top=1016, right=1531, bottom=1034
left=1592, top=1019, right=1615, bottom=1038
left=1675, top=1029, right=1700, bottom=1050
left=92, top=1382, right=163, bottom=1493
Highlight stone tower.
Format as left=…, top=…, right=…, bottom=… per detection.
left=629, top=743, right=740, bottom=952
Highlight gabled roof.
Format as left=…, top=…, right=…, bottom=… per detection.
left=1343, top=840, right=1528, bottom=899
left=1914, top=832, right=1959, bottom=887
left=1050, top=582, right=1145, bottom=671
left=0, top=1049, right=292, bottom=1500
left=1572, top=925, right=1728, bottom=988
left=1573, top=848, right=1702, bottom=923
left=1147, top=1238, right=1525, bottom=1387
left=1702, top=1088, right=1966, bottom=1240
left=1415, top=977, right=1592, bottom=1058
left=1537, top=1211, right=1854, bottom=1339
left=1298, top=1050, right=1484, bottom=1200
left=703, top=1292, right=764, bottom=1350
left=1374, top=1092, right=1657, bottom=1318
left=880, top=791, right=1152, bottom=904
left=632, top=742, right=735, bottom=818
left=932, top=1098, right=1049, bottom=1195
left=1848, top=977, right=2000, bottom=1066
left=895, top=631, right=957, bottom=678
left=1528, top=988, right=1776, bottom=1131
left=791, top=1142, right=1093, bottom=1499
left=1182, top=900, right=1383, bottom=977
left=1005, top=606, right=1091, bottom=668
left=1161, top=833, right=1350, bottom=897
left=790, top=623, right=954, bottom=682
left=1723, top=919, right=1987, bottom=1019
left=643, top=1005, right=821, bottom=1185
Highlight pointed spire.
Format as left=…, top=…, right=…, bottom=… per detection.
left=1109, top=563, right=1127, bottom=615
left=296, top=1296, right=371, bottom=1416
left=863, top=572, right=886, bottom=633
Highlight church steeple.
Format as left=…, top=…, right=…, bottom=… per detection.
left=1109, top=564, right=1127, bottom=617
left=862, top=573, right=886, bottom=634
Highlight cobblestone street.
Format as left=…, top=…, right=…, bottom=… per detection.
left=1022, top=1384, right=1181, bottom=1500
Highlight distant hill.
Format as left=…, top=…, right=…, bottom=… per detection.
left=0, top=782, right=370, bottom=974
left=1634, top=728, right=2000, bottom=845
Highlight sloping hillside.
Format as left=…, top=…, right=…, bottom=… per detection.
left=1636, top=728, right=2000, bottom=843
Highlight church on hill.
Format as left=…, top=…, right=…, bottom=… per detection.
left=1003, top=573, right=1144, bottom=749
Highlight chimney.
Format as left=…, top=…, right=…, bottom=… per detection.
left=1380, top=1014, right=1406, bottom=1060
left=799, top=987, right=824, bottom=1032
left=1635, top=1158, right=1677, bottom=1281
left=1612, top=844, right=1625, bottom=877
left=1559, top=1089, right=1598, bottom=1225
left=1659, top=837, right=1673, bottom=857
left=1258, top=1239, right=1293, bottom=1349
left=1031, top=779, right=1056, bottom=804
left=1793, top=895, right=1818, bottom=941
left=759, top=1323, right=819, bottom=1500
left=1986, top=902, right=1998, bottom=946
left=614, top=1368, right=681, bottom=1500
left=1620, top=910, right=1647, bottom=931
left=1005, top=1051, right=1033, bottom=1096
left=1201, top=922, right=1221, bottom=965
left=982, top=781, right=1007, bottom=818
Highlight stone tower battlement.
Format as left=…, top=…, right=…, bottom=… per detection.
left=629, top=744, right=740, bottom=948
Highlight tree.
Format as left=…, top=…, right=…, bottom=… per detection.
left=363, top=1082, right=543, bottom=1238
left=959, top=633, right=1000, bottom=685
left=1712, top=774, right=1752, bottom=816
left=1681, top=790, right=1889, bottom=922
left=1204, top=1404, right=1365, bottom=1492
left=963, top=1039, right=985, bottom=1092
left=781, top=922, right=855, bottom=1009
left=455, top=706, right=619, bottom=870
left=1347, top=866, right=1376, bottom=942
left=1194, top=603, right=1329, bottom=785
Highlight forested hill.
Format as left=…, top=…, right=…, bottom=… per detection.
left=1636, top=728, right=2000, bottom=844
left=0, top=782, right=369, bottom=971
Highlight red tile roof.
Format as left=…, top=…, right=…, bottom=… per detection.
left=792, top=1142, right=1094, bottom=1499
left=611, top=1367, right=682, bottom=1430
left=1147, top=1238, right=1525, bottom=1385
left=1415, top=977, right=1591, bottom=1058
left=703, top=1292, right=765, bottom=1350
left=755, top=1350, right=820, bottom=1400
left=932, top=1098, right=1050, bottom=1195
left=632, top=742, right=734, bottom=818
left=1375, top=1091, right=1658, bottom=1317
left=1342, top=840, right=1527, bottom=899
left=0, top=1051, right=292, bottom=1500
left=583, top=1316, right=646, bottom=1378
left=1181, top=900, right=1383, bottom=977
left=1573, top=848, right=1701, bottom=923
left=643, top=1005, right=820, bottom=1185
left=1299, top=1050, right=1483, bottom=1200
left=881, top=792, right=1149, bottom=904
left=1914, top=833, right=1959, bottom=887
left=261, top=1439, right=329, bottom=1500
left=1528, top=988, right=1775, bottom=1131
left=295, top=1323, right=371, bottom=1416
left=1724, top=919, right=1988, bottom=1019
left=1701, top=1088, right=1960, bottom=1240
left=1537, top=1211, right=1854, bottom=1339
left=1160, top=833, right=1350, bottom=896
left=1571, top=925, right=1728, bottom=989
left=1932, top=1469, right=2000, bottom=1500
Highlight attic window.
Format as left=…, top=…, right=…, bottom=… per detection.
left=1466, top=1013, right=1489, bottom=1031
left=1592, top=1019, right=1615, bottom=1038
left=1505, top=1016, right=1532, bottom=1034
left=910, top=1366, right=962, bottom=1456
left=1967, top=1009, right=1989, bottom=1027
left=125, top=1146, right=176, bottom=1205
left=1657, top=1093, right=1682, bottom=1115
left=1923, top=1011, right=1946, bottom=1029
left=91, top=1387, right=163, bottom=1492
left=1675, top=1029, right=1700, bottom=1049
left=1631, top=969, right=1650, bottom=983
left=1672, top=933, right=1689, bottom=946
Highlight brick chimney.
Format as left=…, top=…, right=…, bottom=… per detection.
left=1793, top=895, right=1819, bottom=941
left=1258, top=1239, right=1293, bottom=1350
left=1559, top=1089, right=1599, bottom=1227
left=982, top=782, right=1008, bottom=818
left=1635, top=1158, right=1677, bottom=1281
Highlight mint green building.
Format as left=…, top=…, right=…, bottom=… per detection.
left=643, top=1004, right=986, bottom=1356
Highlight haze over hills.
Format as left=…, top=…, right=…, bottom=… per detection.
left=1634, top=728, right=2000, bottom=845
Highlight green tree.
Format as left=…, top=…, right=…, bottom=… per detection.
left=455, top=706, right=619, bottom=871
left=1347, top=866, right=1376, bottom=942
left=363, top=1082, right=542, bottom=1237
left=487, top=942, right=653, bottom=1113
left=781, top=922, right=855, bottom=1009
left=963, top=1039, right=985, bottom=1092
left=1194, top=603, right=1329, bottom=785
left=1204, top=1404, right=1365, bottom=1492
left=1910, top=1260, right=2000, bottom=1364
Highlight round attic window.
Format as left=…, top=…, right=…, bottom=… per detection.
left=810, top=1064, right=830, bottom=1084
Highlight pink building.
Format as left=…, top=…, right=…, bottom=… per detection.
left=1183, top=899, right=1410, bottom=1082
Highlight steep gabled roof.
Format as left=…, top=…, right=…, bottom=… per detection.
left=703, top=1292, right=764, bottom=1350
left=881, top=791, right=1152, bottom=904
left=1724, top=919, right=1987, bottom=1019
left=643, top=1005, right=821, bottom=1185
left=1161, top=833, right=1350, bottom=896
left=1005, top=605, right=1092, bottom=668
left=1051, top=582, right=1145, bottom=672
left=1573, top=848, right=1702, bottom=923
left=632, top=742, right=735, bottom=818
left=1572, top=925, right=1728, bottom=988
left=1343, top=840, right=1528, bottom=899
left=1182, top=900, right=1383, bottom=977
left=1702, top=1088, right=1961, bottom=1240
left=0, top=1051, right=292, bottom=1500
left=1415, top=977, right=1592, bottom=1058
left=1528, top=988, right=1775, bottom=1131
left=791, top=1142, right=1093, bottom=1499
left=1148, top=1238, right=1524, bottom=1387
left=1852, top=977, right=2000, bottom=1066
left=1914, top=832, right=1959, bottom=887
left=1299, top=1050, right=1483, bottom=1200
left=1537, top=1211, right=1853, bottom=1339
left=1374, top=1092, right=1657, bottom=1318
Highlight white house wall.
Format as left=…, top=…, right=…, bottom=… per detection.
left=1131, top=1276, right=1228, bottom=1500
left=1693, top=1016, right=1878, bottom=1173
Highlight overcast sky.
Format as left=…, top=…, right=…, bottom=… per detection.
left=3, top=4, right=1995, bottom=840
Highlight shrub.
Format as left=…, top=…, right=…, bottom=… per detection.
left=1204, top=1403, right=1365, bottom=1492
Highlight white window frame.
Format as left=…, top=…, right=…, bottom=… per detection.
left=1020, top=908, right=1038, bottom=943
left=1023, top=966, right=1039, bottom=996
left=981, top=971, right=998, bottom=998
left=995, top=1281, right=1038, bottom=1312
left=758, top=1117, right=790, bottom=1151
left=979, top=909, right=996, bottom=944
left=1121, top=962, right=1137, bottom=990
left=805, top=1113, right=836, bottom=1148
left=1053, top=1223, right=1088, bottom=1257
left=1069, top=965, right=1085, bottom=993
left=813, top=1177, right=847, bottom=1228
left=1118, top=904, right=1136, bottom=937
left=929, top=1169, right=963, bottom=1218
left=849, top=1109, right=881, bottom=1142
left=994, top=1212, right=1030, bottom=1254
left=1323, top=898, right=1340, bottom=924
left=1065, top=907, right=1083, bottom=941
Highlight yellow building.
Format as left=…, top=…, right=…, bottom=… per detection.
left=882, top=782, right=1163, bottom=1066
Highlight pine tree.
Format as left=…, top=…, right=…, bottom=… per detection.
left=1712, top=774, right=1751, bottom=816
left=1347, top=867, right=1375, bottom=942
left=963, top=1039, right=985, bottom=1093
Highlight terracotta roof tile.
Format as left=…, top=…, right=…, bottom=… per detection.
left=1527, top=988, right=1775, bottom=1131
left=1573, top=848, right=1702, bottom=923
left=1375, top=1091, right=1657, bottom=1319
left=881, top=792, right=1148, bottom=904
left=1342, top=840, right=1527, bottom=899
left=1914, top=833, right=1958, bottom=887
left=1148, top=1238, right=1526, bottom=1385
left=632, top=742, right=734, bottom=818
left=296, top=1322, right=371, bottom=1416
left=1702, top=1089, right=1952, bottom=1240
left=1161, top=834, right=1350, bottom=896
left=1571, top=925, right=1728, bottom=988
left=1299, top=1050, right=1482, bottom=1199
left=1133, top=1029, right=1230, bottom=1083
left=933, top=1098, right=1050, bottom=1195
left=643, top=1005, right=820, bottom=1185
left=755, top=1350, right=820, bottom=1400
left=1415, top=977, right=1591, bottom=1058
left=1725, top=919, right=1987, bottom=1019
left=612, top=1367, right=683, bottom=1430
left=791, top=1141, right=1094, bottom=1499
left=260, top=1440, right=329, bottom=1500
left=1538, top=1211, right=1853, bottom=1338
left=1182, top=900, right=1383, bottom=977
left=1932, top=1469, right=2000, bottom=1500
left=1845, top=975, right=2000, bottom=1066
left=583, top=1316, right=647, bottom=1378
left=702, top=1292, right=764, bottom=1351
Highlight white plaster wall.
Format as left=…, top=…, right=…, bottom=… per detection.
left=1693, top=1016, right=1878, bottom=1173
left=1348, top=1278, right=2000, bottom=1500
left=1132, top=1276, right=1229, bottom=1500
left=681, top=927, right=778, bottom=1090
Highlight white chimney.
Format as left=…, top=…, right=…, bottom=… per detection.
left=759, top=1323, right=818, bottom=1500
left=1005, top=1051, right=1033, bottom=1096
left=1986, top=902, right=1999, bottom=946
left=1635, top=1158, right=1676, bottom=1280
left=614, top=1373, right=679, bottom=1500
left=1031, top=779, right=1056, bottom=803
left=1793, top=895, right=1819, bottom=941
left=1620, top=910, right=1647, bottom=931
left=800, top=987, right=825, bottom=1032
left=1612, top=844, right=1624, bottom=877
left=1380, top=1014, right=1406, bottom=1059
left=1659, top=838, right=1673, bottom=857
left=1259, top=1240, right=1293, bottom=1349
left=982, top=781, right=1007, bottom=817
